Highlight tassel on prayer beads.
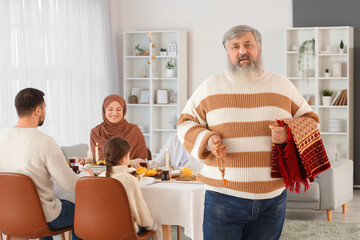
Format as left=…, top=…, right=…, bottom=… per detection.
left=215, top=143, right=228, bottom=185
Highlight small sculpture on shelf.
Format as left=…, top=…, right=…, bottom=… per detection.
left=339, top=40, right=344, bottom=54
left=168, top=89, right=177, bottom=104
left=325, top=69, right=330, bottom=78
left=168, top=41, right=177, bottom=56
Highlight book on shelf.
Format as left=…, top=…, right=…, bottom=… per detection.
left=332, top=89, right=347, bottom=106
left=331, top=90, right=342, bottom=105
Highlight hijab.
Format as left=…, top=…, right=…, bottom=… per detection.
left=90, top=95, right=148, bottom=160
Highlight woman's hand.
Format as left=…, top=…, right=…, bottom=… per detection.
left=76, top=158, right=86, bottom=165
left=130, top=158, right=148, bottom=168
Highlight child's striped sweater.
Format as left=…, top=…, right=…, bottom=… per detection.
left=177, top=71, right=319, bottom=199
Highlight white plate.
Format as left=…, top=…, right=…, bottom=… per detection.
left=139, top=177, right=155, bottom=186
left=83, top=165, right=106, bottom=175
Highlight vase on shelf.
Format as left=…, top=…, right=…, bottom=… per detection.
left=165, top=69, right=175, bottom=78
left=322, top=96, right=332, bottom=106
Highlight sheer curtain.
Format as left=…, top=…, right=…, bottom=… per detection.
left=0, top=0, right=119, bottom=146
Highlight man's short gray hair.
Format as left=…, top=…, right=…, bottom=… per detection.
left=222, top=25, right=262, bottom=49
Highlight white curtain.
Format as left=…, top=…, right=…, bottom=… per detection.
left=0, top=0, right=119, bottom=146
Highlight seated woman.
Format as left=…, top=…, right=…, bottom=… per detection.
left=99, top=137, right=155, bottom=233
left=78, top=94, right=148, bottom=165
left=149, top=133, right=203, bottom=174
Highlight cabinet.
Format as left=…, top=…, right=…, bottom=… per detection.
left=123, top=30, right=187, bottom=156
left=285, top=26, right=353, bottom=160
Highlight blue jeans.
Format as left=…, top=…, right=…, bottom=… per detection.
left=138, top=226, right=152, bottom=240
left=203, top=190, right=287, bottom=240
left=41, top=200, right=81, bottom=240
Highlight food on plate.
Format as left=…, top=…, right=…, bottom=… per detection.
left=180, top=167, right=194, bottom=177
left=146, top=168, right=157, bottom=177
left=96, top=160, right=106, bottom=166
left=136, top=166, right=147, bottom=175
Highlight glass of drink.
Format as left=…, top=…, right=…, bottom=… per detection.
left=139, top=162, right=148, bottom=168
left=68, top=156, right=76, bottom=167
left=161, top=170, right=170, bottom=181
left=71, top=163, right=80, bottom=174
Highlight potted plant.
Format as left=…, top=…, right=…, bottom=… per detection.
left=165, top=58, right=176, bottom=78
left=160, top=48, right=167, bottom=56
left=298, top=38, right=315, bottom=79
left=135, top=44, right=145, bottom=56
left=339, top=40, right=344, bottom=54
left=322, top=88, right=333, bottom=106
left=129, top=95, right=138, bottom=104
left=325, top=69, right=330, bottom=78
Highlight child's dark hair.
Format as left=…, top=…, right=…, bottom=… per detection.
left=103, top=137, right=130, bottom=177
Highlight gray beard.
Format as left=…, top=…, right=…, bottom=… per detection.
left=227, top=54, right=264, bottom=81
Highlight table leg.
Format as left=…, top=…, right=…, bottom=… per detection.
left=162, top=225, right=172, bottom=240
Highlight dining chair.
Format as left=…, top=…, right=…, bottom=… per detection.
left=0, top=172, right=72, bottom=240
left=74, top=176, right=157, bottom=240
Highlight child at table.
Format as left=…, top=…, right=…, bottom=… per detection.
left=99, top=137, right=155, bottom=234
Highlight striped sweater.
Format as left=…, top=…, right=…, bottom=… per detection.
left=177, top=71, right=319, bottom=200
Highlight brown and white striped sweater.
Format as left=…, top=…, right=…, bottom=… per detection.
left=177, top=71, right=319, bottom=199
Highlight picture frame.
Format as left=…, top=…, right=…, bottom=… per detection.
left=331, top=62, right=342, bottom=77
left=138, top=89, right=150, bottom=104
left=131, top=87, right=142, bottom=97
left=156, top=89, right=169, bottom=104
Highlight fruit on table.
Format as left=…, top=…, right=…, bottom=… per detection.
left=136, top=166, right=147, bottom=175
left=180, top=167, right=194, bottom=177
left=146, top=168, right=157, bottom=176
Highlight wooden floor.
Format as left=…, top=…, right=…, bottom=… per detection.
left=285, top=189, right=360, bottom=223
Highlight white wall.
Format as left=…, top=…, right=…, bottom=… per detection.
left=111, top=0, right=293, bottom=96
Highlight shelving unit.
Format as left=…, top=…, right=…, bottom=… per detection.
left=123, top=30, right=187, bottom=157
left=285, top=26, right=353, bottom=160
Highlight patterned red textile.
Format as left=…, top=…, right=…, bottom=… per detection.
left=271, top=117, right=331, bottom=193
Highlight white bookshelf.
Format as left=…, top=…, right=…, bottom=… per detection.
left=285, top=26, right=353, bottom=160
left=123, top=30, right=187, bottom=156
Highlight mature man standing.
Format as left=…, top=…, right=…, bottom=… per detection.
left=177, top=25, right=319, bottom=239
left=0, top=88, right=92, bottom=240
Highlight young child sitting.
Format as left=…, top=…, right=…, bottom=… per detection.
left=99, top=137, right=155, bottom=234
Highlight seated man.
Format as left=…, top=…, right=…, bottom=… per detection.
left=0, top=88, right=93, bottom=240
left=149, top=133, right=203, bottom=174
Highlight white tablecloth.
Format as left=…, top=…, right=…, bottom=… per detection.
left=55, top=177, right=205, bottom=240
left=141, top=182, right=205, bottom=240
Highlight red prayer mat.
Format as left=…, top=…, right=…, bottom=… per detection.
left=271, top=117, right=331, bottom=193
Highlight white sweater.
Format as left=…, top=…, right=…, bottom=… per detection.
left=177, top=71, right=319, bottom=200
left=0, top=127, right=79, bottom=222
left=99, top=165, right=154, bottom=232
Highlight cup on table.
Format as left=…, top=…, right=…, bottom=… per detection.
left=71, top=163, right=80, bottom=174
left=161, top=170, right=170, bottom=181
left=139, top=162, right=148, bottom=168
left=68, top=156, right=79, bottom=174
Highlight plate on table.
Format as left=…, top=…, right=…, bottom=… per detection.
left=83, top=165, right=106, bottom=176
left=176, top=176, right=197, bottom=181
left=139, top=177, right=155, bottom=186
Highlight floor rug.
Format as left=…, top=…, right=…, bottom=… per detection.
left=281, top=219, right=360, bottom=240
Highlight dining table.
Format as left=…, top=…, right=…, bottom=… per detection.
left=140, top=180, right=205, bottom=240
